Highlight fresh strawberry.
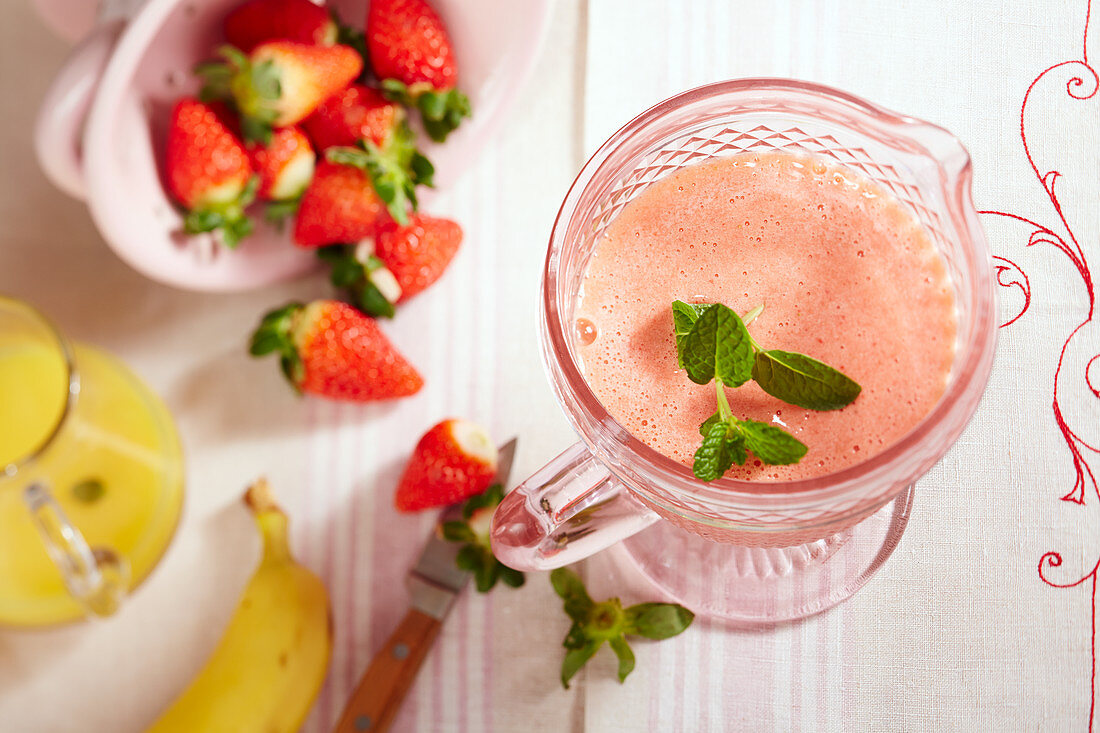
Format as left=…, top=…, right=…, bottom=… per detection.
left=374, top=214, right=461, bottom=300
left=248, top=125, right=316, bottom=203
left=303, top=85, right=437, bottom=225
left=367, top=0, right=457, bottom=90
left=394, top=419, right=498, bottom=512
left=312, top=215, right=458, bottom=318
left=165, top=98, right=257, bottom=247
left=302, top=85, right=403, bottom=151
left=323, top=129, right=432, bottom=226
left=249, top=299, right=423, bottom=401
left=303, top=85, right=438, bottom=224
left=366, top=0, right=470, bottom=142
left=293, top=160, right=389, bottom=247
left=197, top=42, right=362, bottom=143
left=308, top=87, right=435, bottom=226
left=224, top=0, right=337, bottom=53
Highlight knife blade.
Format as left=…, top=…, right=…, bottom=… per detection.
left=335, top=438, right=518, bottom=733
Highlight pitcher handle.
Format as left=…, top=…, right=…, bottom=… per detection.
left=490, top=441, right=659, bottom=571
left=33, top=19, right=125, bottom=200
left=23, top=482, right=129, bottom=618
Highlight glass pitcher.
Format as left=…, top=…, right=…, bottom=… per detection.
left=491, top=79, right=997, bottom=623
left=0, top=296, right=183, bottom=625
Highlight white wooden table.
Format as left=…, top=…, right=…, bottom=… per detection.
left=1, top=1, right=1097, bottom=730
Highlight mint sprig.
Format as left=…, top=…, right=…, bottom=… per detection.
left=672, top=299, right=860, bottom=480
left=551, top=568, right=693, bottom=688
left=440, top=484, right=524, bottom=593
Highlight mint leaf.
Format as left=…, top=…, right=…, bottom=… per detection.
left=738, top=419, right=808, bottom=465
left=624, top=602, right=695, bottom=640
left=693, top=421, right=746, bottom=481
left=698, top=411, right=722, bottom=436
left=752, top=350, right=861, bottom=411
left=672, top=301, right=714, bottom=368
left=551, top=568, right=595, bottom=620
left=608, top=636, right=636, bottom=682
left=680, top=304, right=754, bottom=387
left=561, top=639, right=601, bottom=689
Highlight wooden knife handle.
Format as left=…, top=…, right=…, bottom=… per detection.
left=334, top=608, right=442, bottom=733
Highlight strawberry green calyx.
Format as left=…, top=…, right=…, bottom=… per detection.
left=381, top=79, right=471, bottom=143
left=316, top=245, right=398, bottom=318
left=325, top=120, right=433, bottom=225
left=248, top=301, right=306, bottom=389
left=196, top=46, right=282, bottom=144
left=263, top=196, right=302, bottom=228
left=182, top=174, right=260, bottom=248
left=439, top=484, right=524, bottom=593
left=550, top=567, right=694, bottom=689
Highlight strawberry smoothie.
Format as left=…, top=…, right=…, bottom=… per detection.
left=575, top=152, right=956, bottom=481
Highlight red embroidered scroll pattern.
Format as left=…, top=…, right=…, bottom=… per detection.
left=978, top=1, right=1099, bottom=727
left=991, top=255, right=1031, bottom=328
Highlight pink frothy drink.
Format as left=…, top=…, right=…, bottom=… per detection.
left=576, top=152, right=957, bottom=481
left=491, top=80, right=996, bottom=622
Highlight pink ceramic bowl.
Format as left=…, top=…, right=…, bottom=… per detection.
left=34, top=0, right=551, bottom=291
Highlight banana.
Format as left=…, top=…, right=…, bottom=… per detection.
left=148, top=479, right=332, bottom=733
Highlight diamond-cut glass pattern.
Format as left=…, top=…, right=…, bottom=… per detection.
left=586, top=124, right=951, bottom=259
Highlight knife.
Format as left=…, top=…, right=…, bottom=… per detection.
left=334, top=439, right=518, bottom=733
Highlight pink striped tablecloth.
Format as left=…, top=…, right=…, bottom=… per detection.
left=1, top=1, right=1098, bottom=731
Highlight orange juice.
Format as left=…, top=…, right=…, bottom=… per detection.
left=0, top=336, right=183, bottom=626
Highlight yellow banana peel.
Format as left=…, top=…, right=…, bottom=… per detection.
left=147, top=479, right=332, bottom=733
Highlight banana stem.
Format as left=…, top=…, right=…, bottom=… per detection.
left=245, top=479, right=292, bottom=565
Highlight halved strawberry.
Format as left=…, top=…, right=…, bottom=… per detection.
left=224, top=0, right=337, bottom=53
left=293, top=161, right=390, bottom=247
left=248, top=126, right=316, bottom=222
left=165, top=98, right=257, bottom=247
left=394, top=419, right=498, bottom=511
left=197, top=42, right=362, bottom=143
left=249, top=299, right=423, bottom=401
left=366, top=0, right=471, bottom=142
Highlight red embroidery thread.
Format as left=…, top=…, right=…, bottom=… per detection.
left=991, top=255, right=1032, bottom=328
left=979, top=0, right=1099, bottom=727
